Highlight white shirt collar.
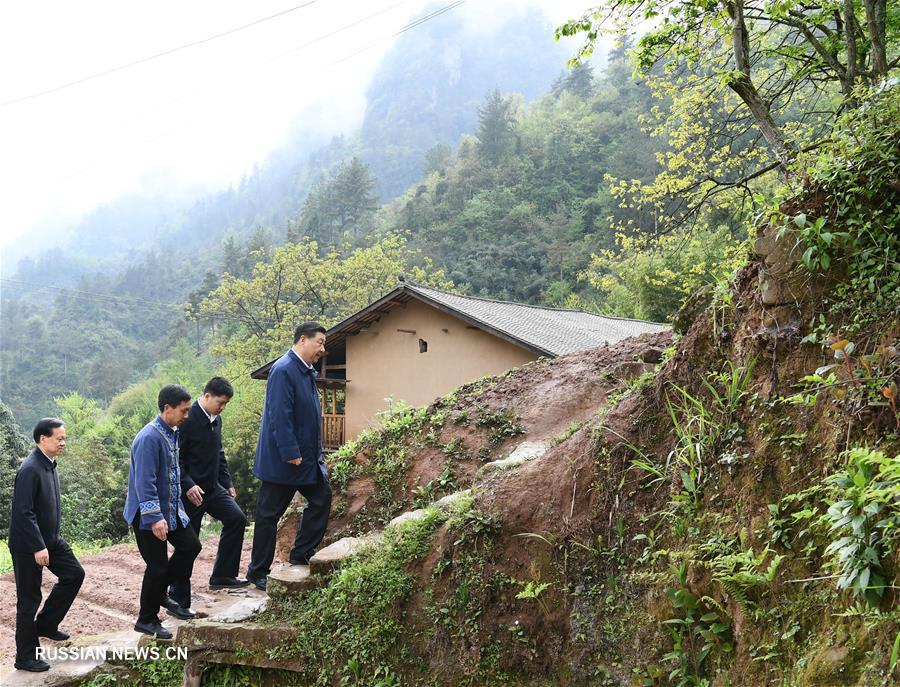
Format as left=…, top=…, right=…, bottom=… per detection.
left=291, top=348, right=314, bottom=369
left=198, top=401, right=218, bottom=423
left=38, top=447, right=56, bottom=463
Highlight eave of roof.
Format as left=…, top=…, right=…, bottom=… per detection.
left=250, top=281, right=667, bottom=379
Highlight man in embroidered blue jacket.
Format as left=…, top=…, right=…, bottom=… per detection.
left=123, top=384, right=201, bottom=639
left=246, top=321, right=332, bottom=591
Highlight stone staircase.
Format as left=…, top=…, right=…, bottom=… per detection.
left=176, top=489, right=476, bottom=686
left=175, top=439, right=551, bottom=685
left=1, top=439, right=548, bottom=686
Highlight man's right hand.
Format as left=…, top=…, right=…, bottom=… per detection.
left=288, top=457, right=302, bottom=465
left=151, top=519, right=169, bottom=541
left=186, top=485, right=205, bottom=506
left=33, top=548, right=49, bottom=566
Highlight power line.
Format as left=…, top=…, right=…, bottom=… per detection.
left=2, top=1, right=321, bottom=106
left=333, top=1, right=466, bottom=66
left=265, top=0, right=409, bottom=64
left=45, top=0, right=466, bottom=186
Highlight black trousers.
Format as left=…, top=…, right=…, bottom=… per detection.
left=132, top=517, right=201, bottom=624
left=12, top=539, right=85, bottom=662
left=247, top=469, right=331, bottom=580
left=168, top=486, right=247, bottom=607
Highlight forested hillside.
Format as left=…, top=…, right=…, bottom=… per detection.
left=0, top=4, right=569, bottom=428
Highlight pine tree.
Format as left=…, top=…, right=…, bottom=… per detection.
left=298, top=180, right=330, bottom=245
left=285, top=218, right=303, bottom=245
left=476, top=90, right=518, bottom=165
left=241, top=226, right=273, bottom=276
left=332, top=157, right=378, bottom=240
left=221, top=232, right=243, bottom=276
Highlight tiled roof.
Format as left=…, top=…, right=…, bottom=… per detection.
left=405, top=282, right=668, bottom=356
left=250, top=280, right=668, bottom=378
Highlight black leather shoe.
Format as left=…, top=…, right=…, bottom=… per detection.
left=133, top=621, right=173, bottom=639
left=37, top=627, right=70, bottom=641
left=209, top=576, right=251, bottom=589
left=14, top=658, right=51, bottom=672
left=288, top=556, right=310, bottom=566
left=165, top=605, right=196, bottom=620
left=15, top=658, right=50, bottom=673
left=160, top=595, right=195, bottom=618
left=248, top=576, right=267, bottom=592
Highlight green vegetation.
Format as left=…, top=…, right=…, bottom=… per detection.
left=821, top=447, right=899, bottom=605
left=264, top=510, right=444, bottom=686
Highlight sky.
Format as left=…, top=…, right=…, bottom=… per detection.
left=0, top=0, right=589, bottom=254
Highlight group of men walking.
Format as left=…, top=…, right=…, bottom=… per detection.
left=7, top=322, right=332, bottom=672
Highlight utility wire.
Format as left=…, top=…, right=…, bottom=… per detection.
left=45, top=0, right=465, bottom=185
left=265, top=0, right=409, bottom=63
left=2, top=1, right=321, bottom=106
left=333, top=1, right=465, bottom=66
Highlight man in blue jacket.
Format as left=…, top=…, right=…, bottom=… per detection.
left=123, top=385, right=202, bottom=638
left=246, top=321, right=331, bottom=591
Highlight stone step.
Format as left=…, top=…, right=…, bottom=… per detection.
left=479, top=440, right=548, bottom=474
left=0, top=629, right=143, bottom=687
left=309, top=532, right=383, bottom=576
left=177, top=618, right=296, bottom=651
left=267, top=564, right=323, bottom=599
left=388, top=508, right=429, bottom=527
left=433, top=488, right=471, bottom=509
left=205, top=596, right=269, bottom=623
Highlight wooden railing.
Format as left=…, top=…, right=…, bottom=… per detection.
left=322, top=414, right=345, bottom=450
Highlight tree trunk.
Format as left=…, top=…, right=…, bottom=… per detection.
left=862, top=0, right=888, bottom=76
left=726, top=0, right=792, bottom=168
left=844, top=0, right=859, bottom=99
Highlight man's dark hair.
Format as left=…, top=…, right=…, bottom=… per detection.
left=158, top=384, right=191, bottom=412
left=204, top=376, right=234, bottom=398
left=294, top=321, right=326, bottom=344
left=33, top=418, right=64, bottom=444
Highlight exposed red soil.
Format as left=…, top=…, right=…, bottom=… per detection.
left=276, top=331, right=672, bottom=559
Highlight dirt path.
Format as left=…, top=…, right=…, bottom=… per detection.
left=0, top=533, right=256, bottom=665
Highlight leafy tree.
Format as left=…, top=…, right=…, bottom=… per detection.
left=195, top=234, right=452, bottom=512
left=0, top=400, right=29, bottom=538
left=423, top=144, right=453, bottom=175
left=55, top=393, right=130, bottom=542
left=240, top=226, right=274, bottom=277
left=580, top=224, right=748, bottom=321
left=557, top=1, right=899, bottom=229
left=333, top=157, right=378, bottom=239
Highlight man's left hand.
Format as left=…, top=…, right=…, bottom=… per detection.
left=227, top=487, right=236, bottom=498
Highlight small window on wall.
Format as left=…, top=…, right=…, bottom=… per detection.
left=418, top=338, right=428, bottom=353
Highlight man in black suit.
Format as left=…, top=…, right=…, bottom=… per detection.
left=8, top=418, right=85, bottom=673
left=167, top=377, right=249, bottom=612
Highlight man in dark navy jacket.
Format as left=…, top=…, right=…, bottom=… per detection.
left=246, top=321, right=331, bottom=591
left=8, top=418, right=85, bottom=673
left=168, top=376, right=249, bottom=610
